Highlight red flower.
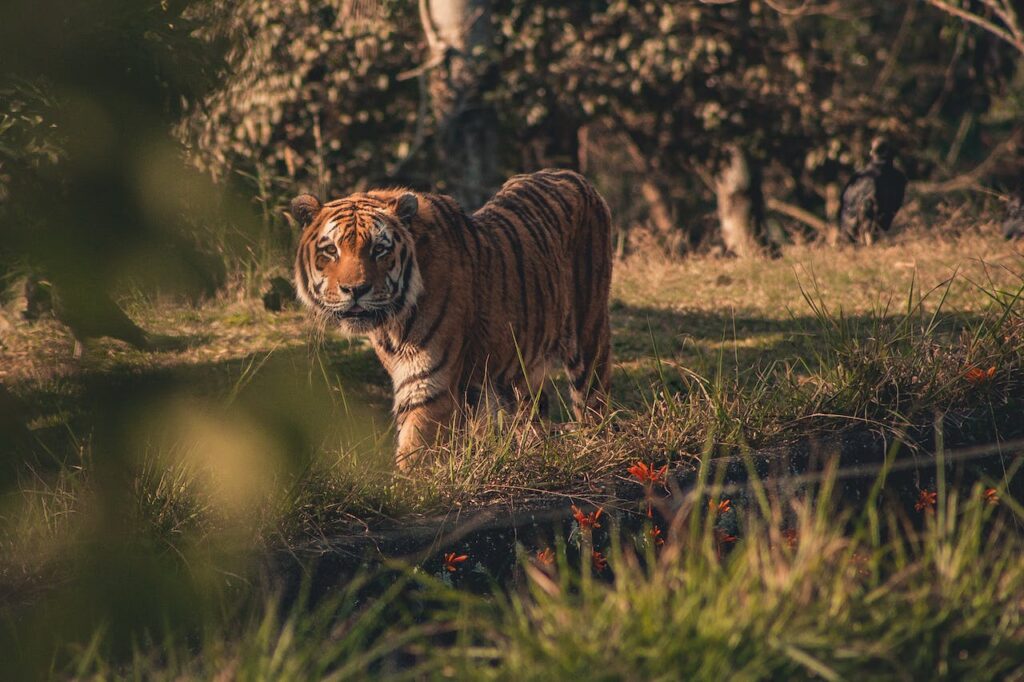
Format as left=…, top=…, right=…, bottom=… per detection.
left=914, top=490, right=937, bottom=513
left=535, top=547, right=555, bottom=566
left=709, top=498, right=732, bottom=515
left=965, top=365, right=996, bottom=385
left=591, top=549, right=608, bottom=572
left=627, top=461, right=668, bottom=485
left=715, top=530, right=738, bottom=545
left=443, top=552, right=468, bottom=572
left=572, top=504, right=603, bottom=530
left=984, top=488, right=1000, bottom=506
left=714, top=529, right=738, bottom=558
left=649, top=525, right=665, bottom=546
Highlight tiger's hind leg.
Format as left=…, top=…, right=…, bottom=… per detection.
left=565, top=312, right=612, bottom=422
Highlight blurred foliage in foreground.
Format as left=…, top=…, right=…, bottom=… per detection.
left=0, top=0, right=262, bottom=306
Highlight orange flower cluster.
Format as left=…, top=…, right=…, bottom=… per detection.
left=572, top=505, right=603, bottom=530
left=627, top=461, right=668, bottom=485
left=443, top=552, right=468, bottom=572
left=591, top=549, right=608, bottom=572
left=914, top=490, right=937, bottom=513
left=535, top=547, right=555, bottom=566
left=984, top=487, right=1000, bottom=506
left=709, top=498, right=732, bottom=515
left=965, top=365, right=996, bottom=385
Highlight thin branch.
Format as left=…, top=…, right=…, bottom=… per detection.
left=875, top=2, right=916, bottom=90
left=766, top=197, right=831, bottom=234
left=980, top=0, right=1023, bottom=41
left=910, top=128, right=1022, bottom=194
left=924, top=0, right=1024, bottom=54
left=396, top=52, right=446, bottom=81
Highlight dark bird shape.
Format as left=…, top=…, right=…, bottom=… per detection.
left=1002, top=194, right=1024, bottom=240
left=49, top=278, right=150, bottom=358
left=839, top=137, right=907, bottom=245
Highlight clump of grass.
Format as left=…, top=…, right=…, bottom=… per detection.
left=790, top=275, right=1024, bottom=442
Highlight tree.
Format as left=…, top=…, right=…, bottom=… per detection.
left=183, top=0, right=1023, bottom=254
left=420, top=0, right=501, bottom=209
left=716, top=146, right=767, bottom=258
left=181, top=1, right=423, bottom=201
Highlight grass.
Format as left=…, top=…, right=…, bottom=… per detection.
left=440, top=478, right=1024, bottom=680
left=2, top=225, right=1023, bottom=539
left=2, top=217, right=1024, bottom=676
left=64, top=463, right=1024, bottom=680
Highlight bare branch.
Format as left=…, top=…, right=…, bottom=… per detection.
left=766, top=197, right=831, bottom=234
left=924, top=0, right=1024, bottom=54
left=910, top=128, right=1022, bottom=194
left=699, top=0, right=846, bottom=16
left=980, top=0, right=1023, bottom=41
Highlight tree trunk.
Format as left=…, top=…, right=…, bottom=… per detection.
left=640, top=180, right=675, bottom=238
left=715, top=145, right=766, bottom=258
left=421, top=0, right=498, bottom=210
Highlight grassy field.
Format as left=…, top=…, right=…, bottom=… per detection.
left=2, top=217, right=1024, bottom=677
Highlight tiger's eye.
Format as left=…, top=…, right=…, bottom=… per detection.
left=323, top=244, right=338, bottom=257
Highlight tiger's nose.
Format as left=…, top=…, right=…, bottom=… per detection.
left=339, top=283, right=371, bottom=300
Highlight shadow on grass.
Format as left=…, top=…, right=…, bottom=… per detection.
left=611, top=302, right=984, bottom=378
left=4, top=337, right=394, bottom=478
left=2, top=302, right=998, bottom=478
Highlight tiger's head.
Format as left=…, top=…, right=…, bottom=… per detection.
left=292, top=191, right=423, bottom=334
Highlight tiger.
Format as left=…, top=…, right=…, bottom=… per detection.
left=292, top=169, right=613, bottom=469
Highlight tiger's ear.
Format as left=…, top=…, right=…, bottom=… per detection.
left=290, top=194, right=322, bottom=227
left=393, top=193, right=419, bottom=224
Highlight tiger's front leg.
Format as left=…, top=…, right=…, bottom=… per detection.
left=394, top=391, right=457, bottom=471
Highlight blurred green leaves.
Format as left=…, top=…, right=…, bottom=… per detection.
left=0, top=0, right=249, bottom=297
